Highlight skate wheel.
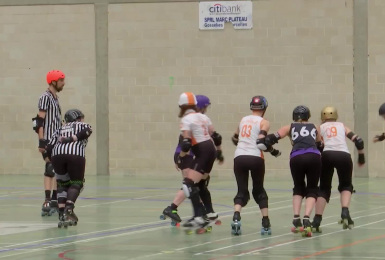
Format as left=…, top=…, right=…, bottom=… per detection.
left=268, top=229, right=272, bottom=235
left=159, top=215, right=166, bottom=220
left=73, top=222, right=77, bottom=226
left=41, top=212, right=46, bottom=217
left=206, top=226, right=213, bottom=232
left=348, top=224, right=354, bottom=230
left=175, top=222, right=180, bottom=227
left=215, top=220, right=222, bottom=225
left=291, top=227, right=298, bottom=233
left=196, top=228, right=207, bottom=234
left=58, top=223, right=62, bottom=228
left=184, top=229, right=193, bottom=235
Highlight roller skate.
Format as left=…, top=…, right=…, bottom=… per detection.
left=41, top=199, right=52, bottom=216
left=338, top=207, right=354, bottom=230
left=49, top=200, right=58, bottom=215
left=300, top=217, right=312, bottom=237
left=291, top=216, right=303, bottom=233
left=182, top=216, right=210, bottom=234
left=57, top=211, right=67, bottom=228
left=261, top=217, right=272, bottom=235
left=311, top=214, right=322, bottom=233
left=159, top=206, right=181, bottom=227
left=206, top=212, right=222, bottom=226
left=58, top=204, right=78, bottom=228
left=231, top=211, right=242, bottom=236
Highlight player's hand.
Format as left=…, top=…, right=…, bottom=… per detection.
left=270, top=148, right=281, bottom=158
left=216, top=150, right=224, bottom=164
left=373, top=133, right=385, bottom=143
left=38, top=139, right=47, bottom=153
left=175, top=163, right=180, bottom=171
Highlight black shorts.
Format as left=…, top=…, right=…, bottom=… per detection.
left=51, top=154, right=86, bottom=181
left=173, top=153, right=194, bottom=170
left=190, top=140, right=217, bottom=174
left=321, top=150, right=353, bottom=192
left=234, top=155, right=265, bottom=190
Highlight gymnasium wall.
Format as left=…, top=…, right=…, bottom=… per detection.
left=0, top=0, right=383, bottom=177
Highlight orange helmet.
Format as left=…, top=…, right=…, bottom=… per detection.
left=46, top=70, right=65, bottom=84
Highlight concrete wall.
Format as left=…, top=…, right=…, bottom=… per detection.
left=0, top=5, right=96, bottom=175
left=0, top=0, right=382, bottom=177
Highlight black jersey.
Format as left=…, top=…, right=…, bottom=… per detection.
left=49, top=122, right=92, bottom=157
left=38, top=90, right=62, bottom=140
left=290, top=123, right=317, bottom=151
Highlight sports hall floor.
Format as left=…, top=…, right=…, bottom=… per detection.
left=0, top=174, right=385, bottom=260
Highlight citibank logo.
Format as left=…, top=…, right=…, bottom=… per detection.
left=209, top=3, right=241, bottom=14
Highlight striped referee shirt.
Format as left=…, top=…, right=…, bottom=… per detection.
left=49, top=122, right=92, bottom=158
left=38, top=90, right=62, bottom=140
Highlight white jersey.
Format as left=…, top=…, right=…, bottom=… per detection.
left=180, top=110, right=212, bottom=145
left=234, top=115, right=263, bottom=158
left=320, top=121, right=350, bottom=154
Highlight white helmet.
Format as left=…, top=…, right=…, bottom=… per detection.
left=178, top=92, right=197, bottom=106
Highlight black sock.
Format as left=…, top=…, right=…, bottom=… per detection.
left=304, top=215, right=310, bottom=219
left=262, top=216, right=269, bottom=219
left=51, top=190, right=57, bottom=200
left=315, top=214, right=322, bottom=217
left=294, top=214, right=300, bottom=218
left=171, top=203, right=178, bottom=210
left=45, top=190, right=51, bottom=200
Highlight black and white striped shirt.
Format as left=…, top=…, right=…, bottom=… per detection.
left=49, top=122, right=92, bottom=157
left=38, top=90, right=62, bottom=140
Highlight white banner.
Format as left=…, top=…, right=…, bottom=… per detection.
left=199, top=1, right=253, bottom=30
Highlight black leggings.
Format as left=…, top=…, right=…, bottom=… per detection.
left=233, top=156, right=268, bottom=209
left=290, top=153, right=321, bottom=199
left=319, top=151, right=353, bottom=202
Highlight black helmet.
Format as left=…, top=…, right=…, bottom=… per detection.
left=379, top=103, right=385, bottom=116
left=65, top=109, right=84, bottom=123
left=293, top=105, right=311, bottom=121
left=250, top=96, right=268, bottom=111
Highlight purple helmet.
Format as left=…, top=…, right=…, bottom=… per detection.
left=196, top=95, right=211, bottom=110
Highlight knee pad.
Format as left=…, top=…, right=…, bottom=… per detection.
left=338, top=183, right=354, bottom=193
left=44, top=162, right=55, bottom=177
left=252, top=188, right=268, bottom=209
left=57, top=180, right=70, bottom=202
left=182, top=178, right=199, bottom=199
left=233, top=190, right=250, bottom=207
left=318, top=189, right=331, bottom=203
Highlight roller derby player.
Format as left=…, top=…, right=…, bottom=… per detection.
left=230, top=96, right=281, bottom=236
left=176, top=92, right=223, bottom=234
left=45, top=109, right=92, bottom=228
left=32, top=70, right=65, bottom=217
left=161, top=95, right=222, bottom=228
left=258, top=105, right=322, bottom=237
left=313, top=107, right=365, bottom=232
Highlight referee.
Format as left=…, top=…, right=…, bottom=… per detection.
left=32, top=70, right=65, bottom=216
left=46, top=109, right=92, bottom=227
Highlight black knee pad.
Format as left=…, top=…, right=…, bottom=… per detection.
left=318, top=189, right=331, bottom=203
left=338, top=183, right=353, bottom=193
left=182, top=178, right=199, bottom=199
left=234, top=190, right=250, bottom=207
left=44, top=162, right=55, bottom=177
left=252, top=188, right=268, bottom=209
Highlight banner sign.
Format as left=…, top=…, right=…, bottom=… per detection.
left=199, top=1, right=253, bottom=30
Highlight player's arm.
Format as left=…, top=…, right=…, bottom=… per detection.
left=257, top=120, right=282, bottom=157
left=315, top=125, right=324, bottom=152
left=345, top=126, right=365, bottom=165
left=231, top=126, right=240, bottom=146
left=208, top=124, right=224, bottom=163
left=32, top=110, right=47, bottom=153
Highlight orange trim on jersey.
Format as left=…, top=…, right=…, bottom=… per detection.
left=185, top=92, right=195, bottom=105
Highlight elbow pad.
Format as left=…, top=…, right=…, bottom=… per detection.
left=354, top=137, right=364, bottom=150
left=181, top=138, right=192, bottom=152
left=76, top=127, right=92, bottom=141
left=257, top=138, right=272, bottom=151
left=211, top=131, right=222, bottom=146
left=32, top=115, right=44, bottom=133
